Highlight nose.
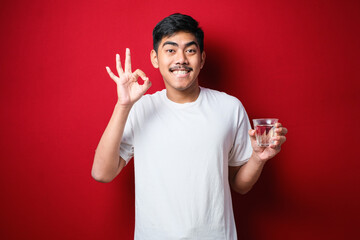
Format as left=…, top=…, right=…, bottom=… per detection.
left=175, top=51, right=189, bottom=65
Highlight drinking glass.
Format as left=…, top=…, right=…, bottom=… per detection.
left=252, top=118, right=278, bottom=147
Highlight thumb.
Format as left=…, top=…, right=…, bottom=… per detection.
left=248, top=129, right=256, bottom=140
left=142, top=77, right=152, bottom=92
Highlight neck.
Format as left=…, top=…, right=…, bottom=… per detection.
left=165, top=83, right=200, bottom=104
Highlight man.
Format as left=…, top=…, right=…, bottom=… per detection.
left=92, top=13, right=287, bottom=240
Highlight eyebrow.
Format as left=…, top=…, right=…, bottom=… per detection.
left=162, top=41, right=199, bottom=49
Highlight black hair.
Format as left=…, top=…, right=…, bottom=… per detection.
left=152, top=13, right=204, bottom=53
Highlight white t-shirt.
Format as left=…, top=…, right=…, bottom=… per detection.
left=120, top=87, right=253, bottom=240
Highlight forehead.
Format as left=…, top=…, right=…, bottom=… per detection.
left=159, top=31, right=199, bottom=48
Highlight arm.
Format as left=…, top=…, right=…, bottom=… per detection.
left=91, top=49, right=151, bottom=183
left=229, top=123, right=288, bottom=194
left=91, top=104, right=131, bottom=183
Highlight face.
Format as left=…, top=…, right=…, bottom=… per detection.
left=151, top=31, right=206, bottom=93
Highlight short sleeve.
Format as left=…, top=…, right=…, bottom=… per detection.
left=119, top=112, right=135, bottom=165
left=228, top=104, right=253, bottom=167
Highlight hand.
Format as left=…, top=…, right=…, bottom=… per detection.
left=106, top=48, right=152, bottom=107
left=248, top=123, right=288, bottom=162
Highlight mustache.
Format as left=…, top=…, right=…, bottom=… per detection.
left=169, top=65, right=193, bottom=72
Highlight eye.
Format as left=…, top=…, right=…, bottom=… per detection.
left=166, top=49, right=175, bottom=53
left=186, top=49, right=196, bottom=54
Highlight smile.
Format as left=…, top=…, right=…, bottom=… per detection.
left=172, top=70, right=189, bottom=75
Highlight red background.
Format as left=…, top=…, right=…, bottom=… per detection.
left=1, top=0, right=359, bottom=239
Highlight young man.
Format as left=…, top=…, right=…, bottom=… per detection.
left=92, top=13, right=287, bottom=240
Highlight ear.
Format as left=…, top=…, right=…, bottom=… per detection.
left=200, top=51, right=206, bottom=69
left=150, top=49, right=159, bottom=68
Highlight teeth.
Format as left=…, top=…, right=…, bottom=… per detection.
left=173, top=71, right=188, bottom=75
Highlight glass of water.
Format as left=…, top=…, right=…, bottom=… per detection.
left=252, top=118, right=278, bottom=147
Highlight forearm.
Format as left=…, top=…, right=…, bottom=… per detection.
left=231, top=152, right=266, bottom=194
left=92, top=103, right=132, bottom=182
left=231, top=123, right=287, bottom=194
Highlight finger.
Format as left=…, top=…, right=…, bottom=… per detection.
left=271, top=135, right=286, bottom=145
left=275, top=123, right=288, bottom=135
left=124, top=48, right=132, bottom=73
left=270, top=143, right=281, bottom=150
left=269, top=137, right=282, bottom=149
left=106, top=66, right=118, bottom=83
left=116, top=54, right=124, bottom=75
left=133, top=69, right=152, bottom=93
left=275, top=127, right=283, bottom=135
left=248, top=129, right=256, bottom=137
left=275, top=126, right=288, bottom=136
left=248, top=129, right=256, bottom=142
left=133, top=69, right=148, bottom=81
left=282, top=127, right=288, bottom=135
left=142, top=77, right=152, bottom=92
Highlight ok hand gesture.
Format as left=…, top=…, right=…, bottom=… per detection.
left=106, top=48, right=152, bottom=107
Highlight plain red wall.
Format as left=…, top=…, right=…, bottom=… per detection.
left=1, top=0, right=359, bottom=239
